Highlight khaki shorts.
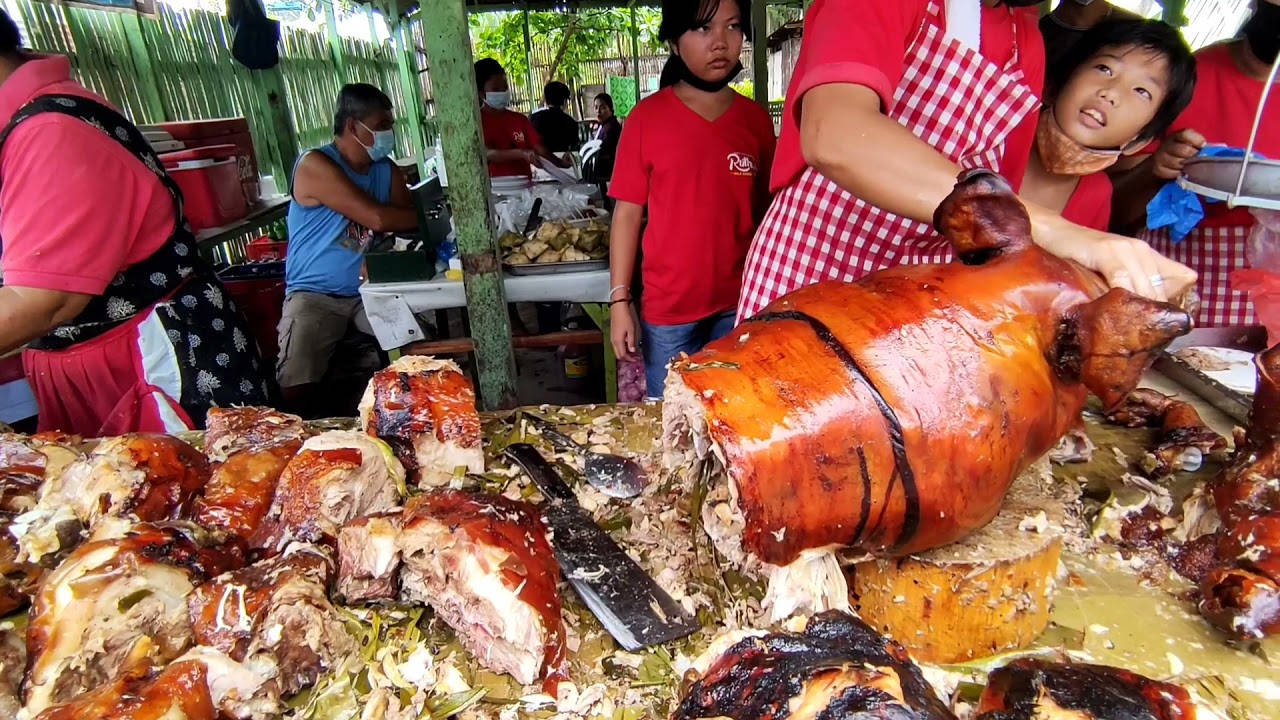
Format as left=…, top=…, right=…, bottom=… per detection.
left=276, top=291, right=374, bottom=388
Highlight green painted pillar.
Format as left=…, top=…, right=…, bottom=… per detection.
left=1162, top=0, right=1187, bottom=27
left=629, top=4, right=641, bottom=100
left=420, top=0, right=518, bottom=410
left=751, top=0, right=768, bottom=106
left=324, top=0, right=348, bottom=78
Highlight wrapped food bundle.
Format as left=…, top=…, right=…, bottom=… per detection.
left=501, top=218, right=610, bottom=266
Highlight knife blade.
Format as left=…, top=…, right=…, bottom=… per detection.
left=504, top=443, right=700, bottom=650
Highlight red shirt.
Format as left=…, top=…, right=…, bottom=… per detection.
left=771, top=0, right=1043, bottom=193
left=610, top=89, right=776, bottom=325
left=482, top=107, right=541, bottom=178
left=1062, top=171, right=1112, bottom=232
left=0, top=55, right=174, bottom=294
left=1168, top=43, right=1280, bottom=230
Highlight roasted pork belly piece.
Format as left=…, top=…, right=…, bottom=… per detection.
left=193, top=438, right=301, bottom=545
left=188, top=544, right=354, bottom=695
left=175, top=646, right=282, bottom=720
left=673, top=611, right=953, bottom=720
left=397, top=489, right=566, bottom=690
left=358, top=356, right=484, bottom=486
left=0, top=433, right=80, bottom=514
left=15, top=434, right=210, bottom=563
left=204, top=406, right=306, bottom=463
left=31, top=659, right=216, bottom=720
left=975, top=659, right=1195, bottom=720
left=335, top=512, right=403, bottom=604
left=1106, top=388, right=1228, bottom=475
left=663, top=171, right=1189, bottom=620
left=0, top=623, right=23, bottom=720
left=254, top=430, right=404, bottom=552
left=22, top=522, right=242, bottom=716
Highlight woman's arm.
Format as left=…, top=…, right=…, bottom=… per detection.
left=800, top=84, right=1195, bottom=300
left=533, top=139, right=573, bottom=168
left=1110, top=129, right=1207, bottom=234
left=0, top=286, right=91, bottom=354
left=608, top=200, right=644, bottom=361
left=486, top=148, right=536, bottom=164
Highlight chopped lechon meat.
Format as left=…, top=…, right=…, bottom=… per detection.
left=174, top=646, right=283, bottom=720
left=975, top=658, right=1195, bottom=720
left=22, top=522, right=243, bottom=717
left=1105, top=388, right=1228, bottom=475
left=0, top=433, right=80, bottom=514
left=0, top=622, right=23, bottom=720
left=253, top=430, right=404, bottom=552
left=335, top=512, right=403, bottom=604
left=31, top=659, right=216, bottom=720
left=673, top=611, right=953, bottom=720
left=14, top=434, right=210, bottom=563
left=188, top=543, right=355, bottom=695
left=1048, top=423, right=1096, bottom=464
left=396, top=489, right=566, bottom=691
left=193, top=438, right=301, bottom=546
left=358, top=356, right=484, bottom=487
left=204, top=406, right=306, bottom=463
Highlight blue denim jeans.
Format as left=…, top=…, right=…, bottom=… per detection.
left=641, top=311, right=737, bottom=399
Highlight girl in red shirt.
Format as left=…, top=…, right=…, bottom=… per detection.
left=608, top=0, right=775, bottom=398
left=1022, top=19, right=1196, bottom=232
left=474, top=58, right=569, bottom=179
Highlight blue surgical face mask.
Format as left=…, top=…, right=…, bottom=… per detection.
left=485, top=91, right=511, bottom=110
left=358, top=121, right=396, bottom=162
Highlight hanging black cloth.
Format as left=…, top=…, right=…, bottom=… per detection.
left=227, top=0, right=281, bottom=70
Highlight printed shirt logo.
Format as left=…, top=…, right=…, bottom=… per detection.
left=513, top=130, right=527, bottom=146
left=728, top=152, right=757, bottom=177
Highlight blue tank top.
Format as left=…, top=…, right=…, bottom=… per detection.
left=285, top=143, right=393, bottom=296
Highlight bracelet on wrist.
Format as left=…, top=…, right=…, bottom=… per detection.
left=608, top=285, right=628, bottom=298
left=609, top=297, right=631, bottom=306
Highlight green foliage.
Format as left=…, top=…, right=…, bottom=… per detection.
left=730, top=77, right=754, bottom=100
left=469, top=9, right=663, bottom=90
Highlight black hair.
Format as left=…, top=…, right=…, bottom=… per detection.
left=331, top=83, right=392, bottom=135
left=1047, top=18, right=1197, bottom=143
left=475, top=58, right=505, bottom=95
left=543, top=81, right=570, bottom=107
left=594, top=93, right=614, bottom=112
left=0, top=11, right=22, bottom=55
left=658, top=0, right=751, bottom=43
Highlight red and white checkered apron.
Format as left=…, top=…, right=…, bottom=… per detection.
left=1142, top=224, right=1255, bottom=327
left=738, top=0, right=1041, bottom=321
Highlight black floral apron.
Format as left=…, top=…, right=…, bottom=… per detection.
left=0, top=94, right=270, bottom=424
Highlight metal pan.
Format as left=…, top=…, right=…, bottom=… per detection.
left=1155, top=326, right=1266, bottom=425
left=503, top=259, right=608, bottom=276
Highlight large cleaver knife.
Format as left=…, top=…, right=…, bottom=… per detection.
left=504, top=443, right=700, bottom=650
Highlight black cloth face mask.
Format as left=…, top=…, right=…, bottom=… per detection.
left=1244, top=2, right=1280, bottom=66
left=664, top=54, right=744, bottom=92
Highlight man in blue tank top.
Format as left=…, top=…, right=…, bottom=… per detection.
left=279, top=83, right=417, bottom=416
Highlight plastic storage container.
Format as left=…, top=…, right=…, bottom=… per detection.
left=160, top=145, right=249, bottom=232
left=149, top=118, right=261, bottom=203
left=217, top=262, right=285, bottom=366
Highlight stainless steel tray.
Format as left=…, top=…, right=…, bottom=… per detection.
left=1154, top=326, right=1266, bottom=424
left=503, top=259, right=607, bottom=276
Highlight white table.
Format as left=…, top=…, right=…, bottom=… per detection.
left=359, top=268, right=611, bottom=350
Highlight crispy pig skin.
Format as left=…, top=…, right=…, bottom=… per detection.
left=400, top=489, right=566, bottom=691
left=1198, top=344, right=1280, bottom=638
left=24, top=523, right=243, bottom=715
left=32, top=659, right=216, bottom=720
left=188, top=544, right=354, bottom=695
left=666, top=171, right=1189, bottom=563
left=193, top=439, right=301, bottom=544
left=975, top=658, right=1195, bottom=720
left=1105, top=388, right=1228, bottom=476
left=358, top=356, right=483, bottom=485
left=673, top=611, right=953, bottom=720
left=204, top=407, right=306, bottom=463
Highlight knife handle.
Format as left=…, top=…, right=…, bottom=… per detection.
left=504, top=443, right=577, bottom=503
left=522, top=415, right=583, bottom=455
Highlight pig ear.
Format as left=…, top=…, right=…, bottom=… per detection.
left=1052, top=288, right=1191, bottom=410
left=933, top=169, right=1035, bottom=264
left=1247, top=344, right=1280, bottom=448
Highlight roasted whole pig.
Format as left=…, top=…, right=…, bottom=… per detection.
left=204, top=406, right=306, bottom=463
left=253, top=430, right=405, bottom=552
left=672, top=610, right=953, bottom=720
left=338, top=489, right=567, bottom=691
left=14, top=433, right=210, bottom=563
left=1105, top=388, right=1227, bottom=476
left=663, top=170, right=1189, bottom=618
left=23, top=522, right=243, bottom=716
left=358, top=356, right=484, bottom=486
left=1199, top=344, right=1280, bottom=638
left=188, top=543, right=354, bottom=695
left=193, top=438, right=301, bottom=546
left=31, top=659, right=217, bottom=720
left=975, top=658, right=1195, bottom=720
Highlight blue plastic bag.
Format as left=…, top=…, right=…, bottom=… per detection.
left=1146, top=146, right=1264, bottom=243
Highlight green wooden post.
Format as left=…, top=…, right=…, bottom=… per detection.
left=119, top=10, right=168, bottom=122
left=324, top=0, right=348, bottom=78
left=629, top=3, right=641, bottom=100
left=751, top=0, right=768, bottom=106
left=1162, top=0, right=1187, bottom=27
left=522, top=4, right=537, bottom=114
left=420, top=0, right=518, bottom=410
left=254, top=67, right=300, bottom=180
left=392, top=13, right=428, bottom=176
